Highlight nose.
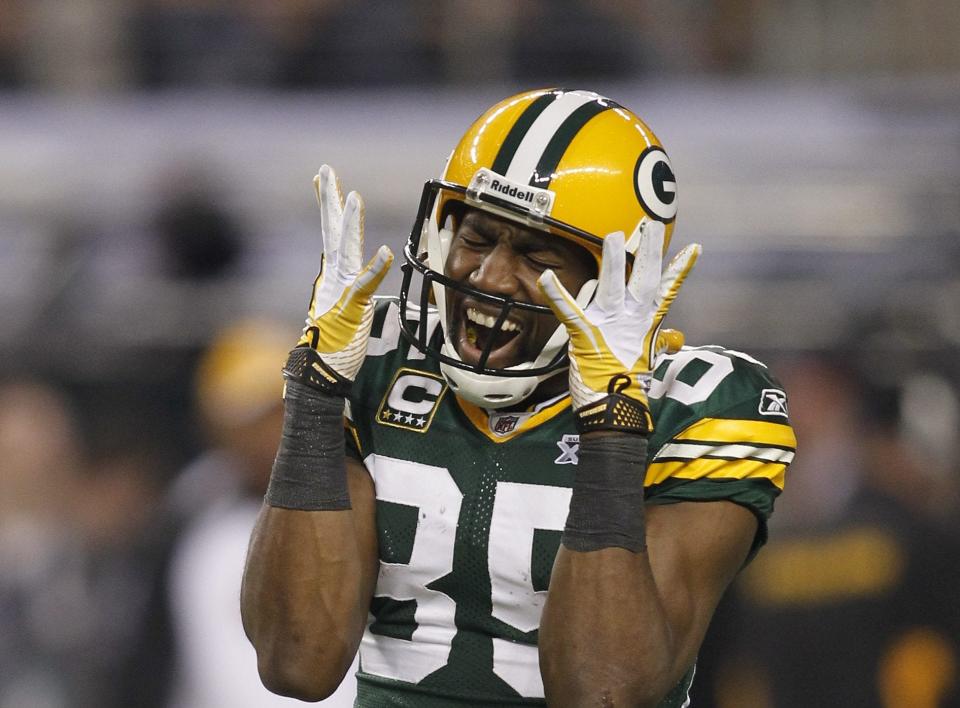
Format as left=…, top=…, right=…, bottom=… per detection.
left=468, top=242, right=520, bottom=297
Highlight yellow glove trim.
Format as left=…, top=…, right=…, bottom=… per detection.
left=537, top=268, right=636, bottom=400
left=641, top=243, right=700, bottom=368
left=299, top=245, right=394, bottom=353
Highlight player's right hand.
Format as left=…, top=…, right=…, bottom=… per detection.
left=298, top=164, right=393, bottom=382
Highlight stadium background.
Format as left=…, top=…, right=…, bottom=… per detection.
left=1, top=1, right=958, bottom=706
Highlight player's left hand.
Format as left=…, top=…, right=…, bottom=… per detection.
left=537, top=222, right=700, bottom=430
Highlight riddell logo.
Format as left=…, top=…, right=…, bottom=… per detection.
left=470, top=168, right=555, bottom=215
left=490, top=179, right=535, bottom=203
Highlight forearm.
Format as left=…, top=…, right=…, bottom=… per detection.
left=541, top=546, right=677, bottom=707
left=241, top=498, right=375, bottom=700
left=540, top=432, right=680, bottom=707
left=240, top=377, right=376, bottom=700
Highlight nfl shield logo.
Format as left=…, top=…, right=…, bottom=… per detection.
left=492, top=415, right=520, bottom=435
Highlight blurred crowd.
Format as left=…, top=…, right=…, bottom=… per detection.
left=0, top=317, right=334, bottom=707
left=1, top=1, right=959, bottom=707
left=1, top=0, right=960, bottom=91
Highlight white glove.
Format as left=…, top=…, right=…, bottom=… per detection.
left=297, top=164, right=393, bottom=382
left=537, top=222, right=699, bottom=430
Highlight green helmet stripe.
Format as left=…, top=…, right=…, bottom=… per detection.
left=529, top=99, right=611, bottom=189
left=490, top=91, right=559, bottom=176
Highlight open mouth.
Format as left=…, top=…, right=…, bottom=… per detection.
left=456, top=305, right=525, bottom=367
left=465, top=306, right=521, bottom=348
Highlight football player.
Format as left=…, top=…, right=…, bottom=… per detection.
left=241, top=89, right=796, bottom=707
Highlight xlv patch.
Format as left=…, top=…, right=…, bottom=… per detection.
left=555, top=433, right=580, bottom=465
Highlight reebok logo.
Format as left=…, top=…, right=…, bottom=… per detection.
left=758, top=388, right=789, bottom=417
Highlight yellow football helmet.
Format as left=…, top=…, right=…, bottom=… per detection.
left=399, top=88, right=679, bottom=407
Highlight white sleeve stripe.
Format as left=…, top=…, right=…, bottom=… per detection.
left=654, top=442, right=794, bottom=464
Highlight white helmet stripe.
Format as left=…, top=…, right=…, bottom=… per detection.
left=504, top=90, right=601, bottom=186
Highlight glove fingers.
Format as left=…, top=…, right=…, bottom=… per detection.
left=306, top=268, right=323, bottom=321
left=628, top=220, right=665, bottom=305
left=538, top=269, right=604, bottom=354
left=595, top=231, right=626, bottom=311
left=656, top=243, right=701, bottom=314
left=352, top=245, right=394, bottom=298
left=537, top=269, right=585, bottom=327
left=316, top=165, right=345, bottom=263
left=340, top=191, right=365, bottom=276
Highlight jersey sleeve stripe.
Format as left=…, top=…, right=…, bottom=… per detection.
left=645, top=458, right=787, bottom=490
left=655, top=442, right=795, bottom=464
left=672, top=417, right=797, bottom=449
left=344, top=418, right=363, bottom=457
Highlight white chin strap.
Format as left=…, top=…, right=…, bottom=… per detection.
left=425, top=216, right=596, bottom=409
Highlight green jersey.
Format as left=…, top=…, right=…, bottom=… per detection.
left=345, top=298, right=795, bottom=707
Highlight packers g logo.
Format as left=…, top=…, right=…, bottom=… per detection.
left=377, top=369, right=447, bottom=433
left=633, top=147, right=677, bottom=223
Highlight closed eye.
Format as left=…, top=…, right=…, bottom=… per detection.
left=520, top=247, right=564, bottom=270
left=525, top=254, right=557, bottom=270
left=456, top=231, right=491, bottom=249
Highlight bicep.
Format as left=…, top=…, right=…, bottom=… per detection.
left=645, top=500, right=757, bottom=671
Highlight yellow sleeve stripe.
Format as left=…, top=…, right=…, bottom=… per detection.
left=646, top=457, right=787, bottom=490
left=344, top=418, right=362, bottom=456
left=673, top=417, right=796, bottom=449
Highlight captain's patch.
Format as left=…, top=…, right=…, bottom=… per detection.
left=377, top=369, right=447, bottom=433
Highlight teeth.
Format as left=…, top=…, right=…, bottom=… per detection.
left=466, top=307, right=520, bottom=332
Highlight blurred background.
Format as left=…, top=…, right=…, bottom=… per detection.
left=0, top=1, right=958, bottom=707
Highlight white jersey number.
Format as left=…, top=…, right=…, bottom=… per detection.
left=361, top=455, right=570, bottom=698
left=648, top=348, right=737, bottom=406
left=359, top=456, right=461, bottom=683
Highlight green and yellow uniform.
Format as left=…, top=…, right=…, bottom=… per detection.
left=345, top=298, right=795, bottom=707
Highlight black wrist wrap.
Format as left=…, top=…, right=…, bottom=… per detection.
left=562, top=434, right=648, bottom=553
left=574, top=374, right=653, bottom=435
left=282, top=346, right=352, bottom=398
left=265, top=377, right=350, bottom=511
